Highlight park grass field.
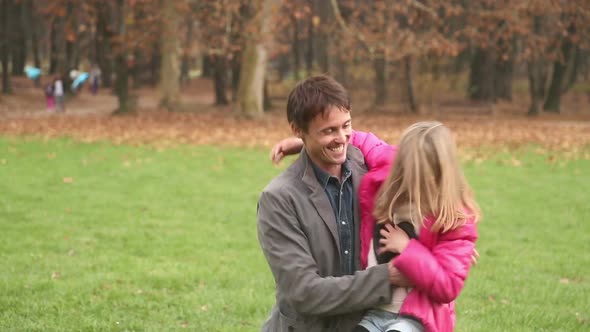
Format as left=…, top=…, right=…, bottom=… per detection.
left=0, top=137, right=588, bottom=331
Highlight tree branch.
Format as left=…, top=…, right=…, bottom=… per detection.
left=329, top=0, right=373, bottom=54
left=408, top=0, right=438, bottom=18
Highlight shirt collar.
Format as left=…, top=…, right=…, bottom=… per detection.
left=310, top=159, right=352, bottom=189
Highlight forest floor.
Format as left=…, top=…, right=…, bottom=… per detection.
left=1, top=77, right=590, bottom=158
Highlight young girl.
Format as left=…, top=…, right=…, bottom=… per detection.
left=270, top=121, right=480, bottom=332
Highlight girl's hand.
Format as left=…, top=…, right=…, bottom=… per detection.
left=270, top=137, right=303, bottom=164
left=378, top=223, right=411, bottom=255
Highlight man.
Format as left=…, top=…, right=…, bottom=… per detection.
left=257, top=75, right=411, bottom=331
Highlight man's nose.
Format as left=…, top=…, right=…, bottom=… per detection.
left=336, top=129, right=350, bottom=143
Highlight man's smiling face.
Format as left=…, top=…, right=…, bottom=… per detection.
left=293, top=106, right=352, bottom=177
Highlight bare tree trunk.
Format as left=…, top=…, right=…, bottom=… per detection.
left=149, top=43, right=161, bottom=86
left=494, top=56, right=514, bottom=101
left=27, top=0, right=40, bottom=69
left=202, top=55, right=213, bottom=78
left=10, top=1, right=26, bottom=76
left=314, top=0, right=332, bottom=73
left=1, top=0, right=12, bottom=94
left=527, top=16, right=547, bottom=116
left=213, top=54, right=229, bottom=105
left=451, top=49, right=470, bottom=90
left=49, top=18, right=59, bottom=75
left=264, top=78, right=271, bottom=110
left=373, top=52, right=387, bottom=107
left=65, top=3, right=75, bottom=68
left=562, top=45, right=581, bottom=94
left=305, top=15, right=314, bottom=76
left=543, top=26, right=575, bottom=113
left=236, top=0, right=275, bottom=117
left=63, top=2, right=76, bottom=92
left=543, top=61, right=566, bottom=113
left=291, top=14, right=301, bottom=81
left=236, top=42, right=267, bottom=116
left=95, top=1, right=112, bottom=88
left=332, top=39, right=347, bottom=84
left=468, top=47, right=496, bottom=101
left=403, top=56, right=419, bottom=113
left=230, top=4, right=248, bottom=100
left=180, top=14, right=194, bottom=87
left=231, top=54, right=240, bottom=101
left=527, top=59, right=547, bottom=116
left=113, top=0, right=133, bottom=114
left=159, top=0, right=181, bottom=111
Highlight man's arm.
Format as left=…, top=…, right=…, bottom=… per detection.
left=258, top=190, right=393, bottom=316
left=388, top=263, right=413, bottom=287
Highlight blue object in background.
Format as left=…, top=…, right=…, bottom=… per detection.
left=71, top=72, right=89, bottom=91
left=24, top=66, right=42, bottom=80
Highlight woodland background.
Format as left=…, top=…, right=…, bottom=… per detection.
left=0, top=0, right=590, bottom=117
left=1, top=1, right=590, bottom=331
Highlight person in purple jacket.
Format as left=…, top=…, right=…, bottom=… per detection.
left=272, top=122, right=480, bottom=332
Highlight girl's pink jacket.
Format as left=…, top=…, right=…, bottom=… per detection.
left=350, top=131, right=478, bottom=332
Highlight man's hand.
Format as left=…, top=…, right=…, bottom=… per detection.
left=270, top=137, right=304, bottom=164
left=388, top=262, right=413, bottom=287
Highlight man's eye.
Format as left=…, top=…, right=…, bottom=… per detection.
left=323, top=128, right=333, bottom=134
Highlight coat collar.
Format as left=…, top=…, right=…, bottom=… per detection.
left=298, top=146, right=366, bottom=256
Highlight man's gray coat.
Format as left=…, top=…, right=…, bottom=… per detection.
left=257, top=145, right=392, bottom=331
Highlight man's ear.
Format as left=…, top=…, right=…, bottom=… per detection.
left=291, top=123, right=303, bottom=139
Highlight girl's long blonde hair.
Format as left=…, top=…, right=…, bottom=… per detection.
left=373, top=121, right=481, bottom=232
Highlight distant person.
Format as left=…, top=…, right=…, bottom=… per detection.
left=89, top=64, right=101, bottom=95
left=54, top=77, right=65, bottom=112
left=45, top=81, right=54, bottom=112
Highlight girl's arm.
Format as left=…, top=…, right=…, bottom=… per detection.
left=349, top=131, right=396, bottom=170
left=270, top=137, right=303, bottom=164
left=391, top=220, right=478, bottom=304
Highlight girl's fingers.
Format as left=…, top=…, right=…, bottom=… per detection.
left=273, top=151, right=284, bottom=164
left=269, top=146, right=278, bottom=161
left=270, top=147, right=283, bottom=164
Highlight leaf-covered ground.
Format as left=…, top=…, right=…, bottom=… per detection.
left=1, top=78, right=589, bottom=160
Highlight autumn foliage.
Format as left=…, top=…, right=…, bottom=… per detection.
left=1, top=0, right=590, bottom=118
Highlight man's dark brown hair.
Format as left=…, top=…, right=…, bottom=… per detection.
left=286, top=75, right=351, bottom=132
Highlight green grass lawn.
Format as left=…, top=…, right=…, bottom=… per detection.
left=0, top=138, right=588, bottom=331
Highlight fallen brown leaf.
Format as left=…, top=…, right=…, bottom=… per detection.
left=1, top=79, right=589, bottom=163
